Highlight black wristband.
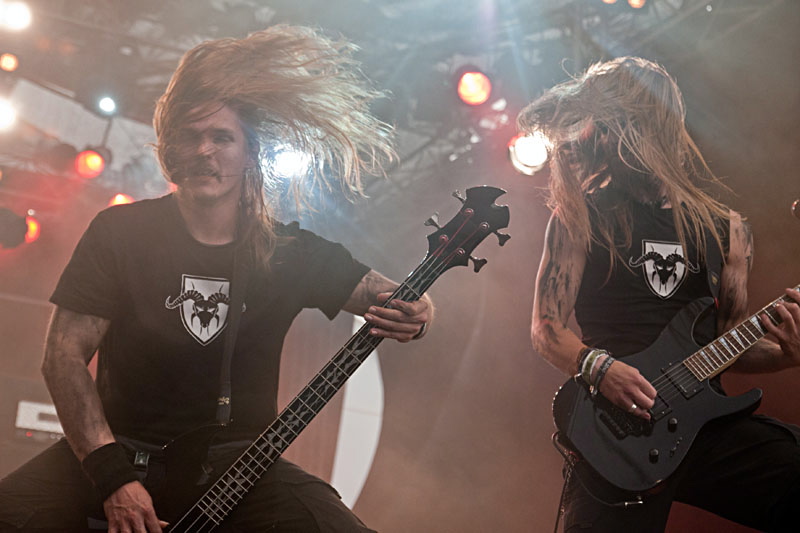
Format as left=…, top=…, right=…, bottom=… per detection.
left=81, top=442, right=139, bottom=502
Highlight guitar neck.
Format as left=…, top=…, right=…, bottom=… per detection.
left=683, top=287, right=798, bottom=380
left=181, top=254, right=442, bottom=523
left=169, top=186, right=509, bottom=531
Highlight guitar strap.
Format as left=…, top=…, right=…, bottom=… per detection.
left=704, top=224, right=724, bottom=303
left=216, top=244, right=250, bottom=425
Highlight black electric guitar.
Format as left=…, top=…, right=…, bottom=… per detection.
left=100, top=186, right=509, bottom=531
left=552, top=287, right=798, bottom=492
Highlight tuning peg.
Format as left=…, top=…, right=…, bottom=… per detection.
left=424, top=212, right=441, bottom=229
left=469, top=256, right=488, bottom=273
left=452, top=190, right=466, bottom=204
left=494, top=231, right=511, bottom=246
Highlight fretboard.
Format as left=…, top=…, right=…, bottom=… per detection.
left=684, top=287, right=799, bottom=380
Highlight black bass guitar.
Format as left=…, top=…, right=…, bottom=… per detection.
left=102, top=186, right=509, bottom=532
left=552, top=287, right=798, bottom=492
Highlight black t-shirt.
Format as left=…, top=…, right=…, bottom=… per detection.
left=574, top=192, right=726, bottom=357
left=51, top=194, right=370, bottom=444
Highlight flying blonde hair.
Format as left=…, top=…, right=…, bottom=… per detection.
left=154, top=25, right=394, bottom=267
left=517, top=56, right=730, bottom=273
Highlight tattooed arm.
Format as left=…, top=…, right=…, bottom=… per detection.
left=42, top=307, right=167, bottom=531
left=532, top=213, right=656, bottom=420
left=722, top=211, right=800, bottom=373
left=531, top=213, right=587, bottom=375
left=42, top=307, right=113, bottom=459
left=343, top=269, right=434, bottom=342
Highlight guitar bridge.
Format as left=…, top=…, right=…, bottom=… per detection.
left=649, top=395, right=671, bottom=421
left=596, top=396, right=652, bottom=440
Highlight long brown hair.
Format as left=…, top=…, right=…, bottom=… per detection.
left=518, top=57, right=729, bottom=273
left=154, top=25, right=395, bottom=267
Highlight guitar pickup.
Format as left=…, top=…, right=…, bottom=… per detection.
left=663, top=361, right=703, bottom=399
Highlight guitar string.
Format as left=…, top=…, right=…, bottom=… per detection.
left=175, top=210, right=489, bottom=530
left=646, top=298, right=782, bottom=393
left=185, top=226, right=476, bottom=528
left=648, top=302, right=780, bottom=393
left=649, top=314, right=770, bottom=406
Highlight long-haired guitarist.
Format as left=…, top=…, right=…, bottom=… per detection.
left=523, top=57, right=800, bottom=532
left=0, top=26, right=432, bottom=532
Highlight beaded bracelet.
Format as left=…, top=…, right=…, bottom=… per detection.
left=81, top=442, right=139, bottom=502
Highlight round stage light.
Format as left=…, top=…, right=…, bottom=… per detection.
left=508, top=131, right=551, bottom=176
left=1, top=2, right=32, bottom=31
left=98, top=96, right=117, bottom=115
left=0, top=52, right=18, bottom=72
left=75, top=149, right=106, bottom=179
left=109, top=193, right=134, bottom=206
left=457, top=70, right=492, bottom=106
left=24, top=214, right=39, bottom=243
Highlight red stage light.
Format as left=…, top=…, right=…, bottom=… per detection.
left=0, top=52, right=18, bottom=72
left=75, top=149, right=105, bottom=179
left=24, top=215, right=39, bottom=243
left=109, top=193, right=134, bottom=206
left=457, top=71, right=492, bottom=106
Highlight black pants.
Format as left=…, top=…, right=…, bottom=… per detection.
left=0, top=438, right=375, bottom=532
left=561, top=414, right=800, bottom=532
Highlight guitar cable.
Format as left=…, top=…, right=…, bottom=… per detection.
left=550, top=432, right=644, bottom=532
left=551, top=432, right=577, bottom=533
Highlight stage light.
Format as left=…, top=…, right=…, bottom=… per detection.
left=24, top=212, right=39, bottom=243
left=98, top=96, right=116, bottom=115
left=0, top=52, right=18, bottom=72
left=628, top=0, right=646, bottom=8
left=0, top=2, right=32, bottom=31
left=109, top=193, right=134, bottom=206
left=0, top=98, right=17, bottom=131
left=268, top=145, right=310, bottom=180
left=603, top=0, right=618, bottom=3
left=508, top=131, right=551, bottom=176
left=457, top=70, right=492, bottom=106
left=75, top=149, right=106, bottom=179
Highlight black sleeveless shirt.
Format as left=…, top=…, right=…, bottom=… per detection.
left=574, top=190, right=726, bottom=357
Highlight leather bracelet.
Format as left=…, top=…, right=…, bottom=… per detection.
left=590, top=355, right=615, bottom=398
left=412, top=322, right=427, bottom=340
left=81, top=442, right=139, bottom=502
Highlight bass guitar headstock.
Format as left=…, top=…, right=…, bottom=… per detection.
left=423, top=186, right=510, bottom=274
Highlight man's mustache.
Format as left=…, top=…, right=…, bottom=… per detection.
left=172, top=160, right=220, bottom=182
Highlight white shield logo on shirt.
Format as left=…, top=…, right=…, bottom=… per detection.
left=165, top=275, right=231, bottom=345
left=628, top=240, right=699, bottom=299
